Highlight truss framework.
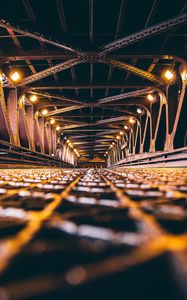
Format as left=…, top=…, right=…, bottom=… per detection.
left=100, top=13, right=187, bottom=54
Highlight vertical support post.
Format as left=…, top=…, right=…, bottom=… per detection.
left=7, top=89, right=19, bottom=145
left=0, top=77, right=15, bottom=143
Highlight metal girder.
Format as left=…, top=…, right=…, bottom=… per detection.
left=96, top=115, right=130, bottom=125
left=100, top=13, right=187, bottom=54
left=89, top=0, right=94, bottom=43
left=6, top=27, right=36, bottom=74
left=102, top=59, right=163, bottom=84
left=75, top=140, right=111, bottom=144
left=47, top=105, right=84, bottom=116
left=0, top=19, right=82, bottom=55
left=70, top=135, right=93, bottom=139
left=63, top=129, right=119, bottom=132
left=55, top=114, right=123, bottom=118
left=78, top=147, right=108, bottom=150
left=29, top=83, right=151, bottom=89
left=98, top=88, right=153, bottom=104
left=28, top=91, right=84, bottom=105
left=57, top=118, right=86, bottom=125
left=18, top=59, right=82, bottom=86
left=96, top=130, right=120, bottom=135
left=23, top=0, right=36, bottom=23
left=56, top=0, right=68, bottom=32
left=61, top=124, right=90, bottom=130
left=0, top=53, right=176, bottom=61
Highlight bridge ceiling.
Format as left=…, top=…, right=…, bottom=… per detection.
left=0, top=0, right=187, bottom=158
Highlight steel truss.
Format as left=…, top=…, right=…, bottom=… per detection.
left=0, top=12, right=186, bottom=164
left=100, top=13, right=187, bottom=54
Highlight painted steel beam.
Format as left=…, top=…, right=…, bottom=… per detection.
left=6, top=27, right=36, bottom=74
left=63, top=129, right=120, bottom=132
left=0, top=53, right=176, bottom=61
left=28, top=91, right=84, bottom=105
left=100, top=13, right=187, bottom=54
left=89, top=0, right=94, bottom=43
left=0, top=19, right=82, bottom=55
left=96, top=115, right=131, bottom=125
left=98, top=88, right=153, bottom=104
left=61, top=124, right=91, bottom=130
left=56, top=0, right=68, bottom=32
left=47, top=105, right=84, bottom=116
left=102, top=59, right=163, bottom=84
left=29, top=83, right=151, bottom=89
left=18, top=59, right=82, bottom=85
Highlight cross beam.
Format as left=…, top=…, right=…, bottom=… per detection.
left=100, top=13, right=187, bottom=54
left=102, top=59, right=163, bottom=84
left=0, top=19, right=82, bottom=55
left=98, top=88, right=153, bottom=104
left=18, top=59, right=83, bottom=85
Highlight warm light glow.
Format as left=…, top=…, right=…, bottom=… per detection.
left=124, top=125, right=128, bottom=130
left=10, top=71, right=21, bottom=82
left=147, top=94, right=154, bottom=101
left=129, top=117, right=136, bottom=124
left=137, top=108, right=142, bottom=114
left=106, top=151, right=108, bottom=154
left=56, top=125, right=60, bottom=131
left=164, top=70, right=174, bottom=80
left=50, top=118, right=55, bottom=125
left=41, top=109, right=48, bottom=116
left=30, top=95, right=37, bottom=102
left=112, top=142, right=115, bottom=145
left=67, top=139, right=70, bottom=143
left=116, top=135, right=120, bottom=140
left=119, top=131, right=123, bottom=135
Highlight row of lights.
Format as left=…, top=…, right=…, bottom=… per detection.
left=104, top=116, right=139, bottom=157
left=28, top=94, right=61, bottom=130
left=9, top=68, right=175, bottom=84
left=7, top=69, right=174, bottom=163
left=65, top=138, right=80, bottom=158
left=104, top=88, right=166, bottom=158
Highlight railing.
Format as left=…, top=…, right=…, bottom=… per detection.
left=110, top=147, right=187, bottom=168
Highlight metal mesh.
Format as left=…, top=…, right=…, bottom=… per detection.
left=0, top=168, right=186, bottom=299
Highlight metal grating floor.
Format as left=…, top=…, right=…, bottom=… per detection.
left=0, top=168, right=186, bottom=299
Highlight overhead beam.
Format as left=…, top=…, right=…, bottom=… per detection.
left=100, top=13, right=187, bottom=54
left=98, top=87, right=153, bottom=104
left=0, top=19, right=82, bottom=54
left=23, top=0, right=36, bottom=23
left=89, top=0, right=94, bottom=43
left=6, top=28, right=36, bottom=74
left=28, top=91, right=85, bottom=105
left=61, top=124, right=90, bottom=130
left=0, top=53, right=176, bottom=61
left=47, top=105, right=84, bottom=116
left=96, top=115, right=130, bottom=125
left=63, top=129, right=120, bottom=132
left=56, top=0, right=68, bottom=32
left=102, top=59, right=163, bottom=84
left=29, top=83, right=151, bottom=89
left=18, top=59, right=82, bottom=85
left=54, top=114, right=123, bottom=118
